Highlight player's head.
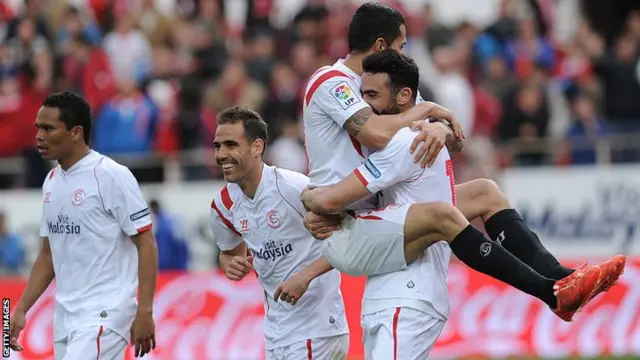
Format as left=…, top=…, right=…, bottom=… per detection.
left=361, top=49, right=419, bottom=115
left=35, top=92, right=92, bottom=161
left=213, top=106, right=268, bottom=183
left=348, top=2, right=407, bottom=56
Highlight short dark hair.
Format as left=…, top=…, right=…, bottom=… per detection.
left=42, top=92, right=92, bottom=144
left=362, top=49, right=420, bottom=100
left=348, top=2, right=405, bottom=53
left=217, top=106, right=269, bottom=154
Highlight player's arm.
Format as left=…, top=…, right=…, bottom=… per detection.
left=218, top=242, right=253, bottom=281
left=313, top=77, right=459, bottom=151
left=274, top=257, right=333, bottom=305
left=429, top=120, right=464, bottom=153
left=210, top=203, right=252, bottom=280
left=302, top=134, right=411, bottom=214
left=14, top=237, right=54, bottom=315
left=343, top=101, right=457, bottom=151
left=100, top=165, right=159, bottom=312
left=130, top=229, right=158, bottom=314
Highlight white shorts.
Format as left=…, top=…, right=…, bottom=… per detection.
left=265, top=334, right=349, bottom=360
left=362, top=307, right=446, bottom=360
left=322, top=204, right=410, bottom=276
left=54, top=326, right=127, bottom=360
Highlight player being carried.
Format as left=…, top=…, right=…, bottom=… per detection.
left=210, top=106, right=349, bottom=360
left=302, top=49, right=625, bottom=358
left=9, top=92, right=158, bottom=359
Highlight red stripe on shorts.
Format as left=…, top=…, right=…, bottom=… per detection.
left=306, top=339, right=313, bottom=359
left=96, top=325, right=104, bottom=360
left=393, top=307, right=401, bottom=360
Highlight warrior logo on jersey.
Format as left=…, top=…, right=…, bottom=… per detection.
left=330, top=82, right=360, bottom=110
left=267, top=210, right=282, bottom=229
left=364, top=159, right=381, bottom=179
left=253, top=240, right=293, bottom=261
left=47, top=214, right=81, bottom=235
left=71, top=189, right=86, bottom=207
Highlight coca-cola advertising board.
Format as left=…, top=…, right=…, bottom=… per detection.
left=503, top=166, right=640, bottom=258
left=2, top=260, right=639, bottom=359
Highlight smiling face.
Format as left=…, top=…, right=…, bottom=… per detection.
left=213, top=122, right=264, bottom=183
left=34, top=106, right=83, bottom=161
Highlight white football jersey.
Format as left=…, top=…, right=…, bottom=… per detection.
left=210, top=165, right=349, bottom=350
left=353, top=127, right=454, bottom=321
left=303, top=60, right=379, bottom=212
left=39, top=150, right=151, bottom=341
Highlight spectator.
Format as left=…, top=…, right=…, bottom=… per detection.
left=266, top=120, right=307, bottom=174
left=505, top=17, right=555, bottom=77
left=93, top=77, right=157, bottom=156
left=431, top=46, right=475, bottom=136
left=103, top=12, right=152, bottom=84
left=499, top=81, right=550, bottom=165
left=556, top=94, right=608, bottom=165
left=481, top=56, right=517, bottom=100
left=205, top=59, right=266, bottom=113
left=0, top=210, right=25, bottom=275
left=56, top=6, right=102, bottom=55
left=149, top=199, right=190, bottom=271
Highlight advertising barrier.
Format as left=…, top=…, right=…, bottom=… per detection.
left=2, top=260, right=639, bottom=360
left=503, top=165, right=640, bottom=257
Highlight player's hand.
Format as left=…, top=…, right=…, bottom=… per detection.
left=9, top=309, right=26, bottom=352
left=224, top=255, right=253, bottom=280
left=130, top=309, right=156, bottom=358
left=303, top=212, right=342, bottom=240
left=422, top=102, right=465, bottom=140
left=409, top=121, right=452, bottom=168
left=274, top=272, right=312, bottom=305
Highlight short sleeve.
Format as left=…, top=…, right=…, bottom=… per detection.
left=210, top=200, right=243, bottom=251
left=353, top=129, right=419, bottom=193
left=39, top=168, right=55, bottom=237
left=311, top=75, right=370, bottom=127
left=99, top=164, right=152, bottom=236
left=275, top=169, right=310, bottom=216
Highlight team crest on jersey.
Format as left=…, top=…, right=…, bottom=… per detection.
left=71, top=189, right=86, bottom=206
left=330, top=81, right=360, bottom=110
left=267, top=210, right=282, bottom=229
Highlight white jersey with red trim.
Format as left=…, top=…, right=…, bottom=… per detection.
left=303, top=60, right=379, bottom=212
left=210, top=165, right=348, bottom=350
left=39, top=150, right=151, bottom=342
left=353, top=127, right=454, bottom=321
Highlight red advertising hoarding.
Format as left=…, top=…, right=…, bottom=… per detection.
left=2, top=260, right=639, bottom=359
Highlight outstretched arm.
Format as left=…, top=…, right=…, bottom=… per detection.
left=301, top=174, right=370, bottom=214
left=345, top=102, right=461, bottom=151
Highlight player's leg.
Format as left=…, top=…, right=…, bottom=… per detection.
left=61, top=326, right=127, bottom=360
left=283, top=335, right=349, bottom=360
left=455, top=179, right=574, bottom=280
left=400, top=202, right=625, bottom=321
left=361, top=307, right=445, bottom=360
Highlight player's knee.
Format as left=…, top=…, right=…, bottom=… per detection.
left=475, top=178, right=508, bottom=206
left=423, top=202, right=467, bottom=230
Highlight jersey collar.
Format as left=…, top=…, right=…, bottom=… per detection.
left=60, top=150, right=98, bottom=175
left=243, top=163, right=270, bottom=204
left=334, top=59, right=360, bottom=82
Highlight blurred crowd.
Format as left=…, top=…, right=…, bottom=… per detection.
left=1, top=0, right=640, bottom=193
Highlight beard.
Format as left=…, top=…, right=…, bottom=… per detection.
left=371, top=101, right=402, bottom=116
